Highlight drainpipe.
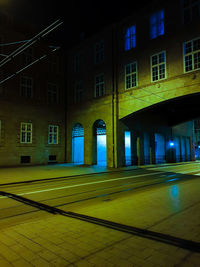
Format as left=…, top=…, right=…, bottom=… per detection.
left=111, top=24, right=119, bottom=168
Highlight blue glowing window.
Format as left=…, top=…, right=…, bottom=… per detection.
left=150, top=10, right=164, bottom=39
left=125, top=25, right=136, bottom=51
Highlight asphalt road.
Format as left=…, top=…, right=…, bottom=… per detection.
left=0, top=162, right=199, bottom=229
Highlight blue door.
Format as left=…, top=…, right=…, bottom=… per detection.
left=72, top=124, right=84, bottom=164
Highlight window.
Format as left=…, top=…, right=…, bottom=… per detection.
left=151, top=51, right=166, bottom=81
left=48, top=125, right=59, bottom=144
left=49, top=55, right=60, bottom=73
left=182, top=0, right=200, bottom=23
left=23, top=48, right=33, bottom=65
left=150, top=10, right=164, bottom=39
left=47, top=83, right=58, bottom=104
left=95, top=74, right=105, bottom=97
left=125, top=25, right=136, bottom=51
left=20, top=123, right=32, bottom=144
left=94, top=40, right=104, bottom=64
left=20, top=156, right=31, bottom=163
left=20, top=76, right=32, bottom=98
left=184, top=37, right=200, bottom=72
left=125, top=62, right=137, bottom=89
left=75, top=81, right=83, bottom=103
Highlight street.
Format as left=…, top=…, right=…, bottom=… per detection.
left=0, top=162, right=200, bottom=266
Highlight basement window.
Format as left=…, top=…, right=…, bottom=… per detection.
left=48, top=155, right=57, bottom=162
left=20, top=156, right=31, bottom=164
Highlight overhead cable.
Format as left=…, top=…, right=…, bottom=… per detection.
left=0, top=19, right=63, bottom=68
left=0, top=46, right=60, bottom=85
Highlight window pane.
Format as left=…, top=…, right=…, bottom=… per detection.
left=184, top=41, right=192, bottom=54
left=152, top=55, right=158, bottom=65
left=152, top=66, right=158, bottom=81
left=185, top=55, right=193, bottom=71
left=194, top=52, right=200, bottom=69
left=193, top=39, right=200, bottom=51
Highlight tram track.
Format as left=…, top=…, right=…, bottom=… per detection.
left=0, top=189, right=200, bottom=253
left=0, top=171, right=197, bottom=221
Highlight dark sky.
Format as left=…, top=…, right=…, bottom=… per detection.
left=5, top=0, right=152, bottom=48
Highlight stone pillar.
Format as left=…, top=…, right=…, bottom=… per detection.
left=150, top=133, right=156, bottom=164
left=137, top=135, right=144, bottom=166
left=84, top=126, right=94, bottom=165
left=131, top=132, right=138, bottom=166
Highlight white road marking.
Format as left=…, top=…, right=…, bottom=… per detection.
left=0, top=172, right=162, bottom=198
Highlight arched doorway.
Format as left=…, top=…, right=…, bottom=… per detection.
left=72, top=123, right=84, bottom=164
left=93, top=120, right=107, bottom=166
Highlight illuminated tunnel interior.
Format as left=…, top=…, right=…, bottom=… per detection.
left=155, top=133, right=165, bottom=164
left=124, top=131, right=131, bottom=166
left=94, top=120, right=107, bottom=166
left=72, top=123, right=84, bottom=164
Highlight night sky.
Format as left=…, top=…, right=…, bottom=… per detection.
left=3, top=0, right=152, bottom=48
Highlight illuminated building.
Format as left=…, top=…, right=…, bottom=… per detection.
left=66, top=0, right=199, bottom=167
left=0, top=12, right=66, bottom=166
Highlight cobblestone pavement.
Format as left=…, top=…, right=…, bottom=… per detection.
left=0, top=210, right=200, bottom=267
left=0, top=163, right=200, bottom=266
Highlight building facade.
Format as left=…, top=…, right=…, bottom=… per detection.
left=0, top=13, right=66, bottom=166
left=67, top=0, right=199, bottom=168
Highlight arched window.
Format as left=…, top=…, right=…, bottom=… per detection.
left=93, top=120, right=107, bottom=166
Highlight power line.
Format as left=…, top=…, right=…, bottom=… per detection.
left=0, top=46, right=60, bottom=86
left=0, top=19, right=63, bottom=68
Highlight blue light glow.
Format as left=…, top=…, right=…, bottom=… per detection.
left=125, top=131, right=131, bottom=166
left=169, top=141, right=175, bottom=147
left=97, top=135, right=107, bottom=166
left=72, top=123, right=84, bottom=164
left=125, top=25, right=136, bottom=51
left=150, top=10, right=164, bottom=39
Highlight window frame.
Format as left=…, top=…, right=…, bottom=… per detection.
left=20, top=122, right=32, bottom=144
left=125, top=61, right=138, bottom=90
left=183, top=37, right=200, bottom=73
left=149, top=9, right=165, bottom=40
left=94, top=74, right=105, bottom=98
left=48, top=125, right=59, bottom=145
left=94, top=40, right=104, bottom=64
left=20, top=75, right=33, bottom=98
left=75, top=80, right=83, bottom=103
left=47, top=83, right=59, bottom=104
left=150, top=51, right=167, bottom=82
left=181, top=0, right=200, bottom=24
left=125, top=25, right=136, bottom=51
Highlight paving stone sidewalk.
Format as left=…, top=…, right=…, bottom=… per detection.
left=0, top=213, right=200, bottom=267
left=0, top=163, right=200, bottom=266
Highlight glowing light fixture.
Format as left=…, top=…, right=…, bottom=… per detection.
left=169, top=141, right=175, bottom=147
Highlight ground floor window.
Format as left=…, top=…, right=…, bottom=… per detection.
left=20, top=122, right=32, bottom=144
left=48, top=125, right=59, bottom=144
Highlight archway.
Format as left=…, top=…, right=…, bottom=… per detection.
left=72, top=123, right=84, bottom=164
left=93, top=119, right=107, bottom=166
